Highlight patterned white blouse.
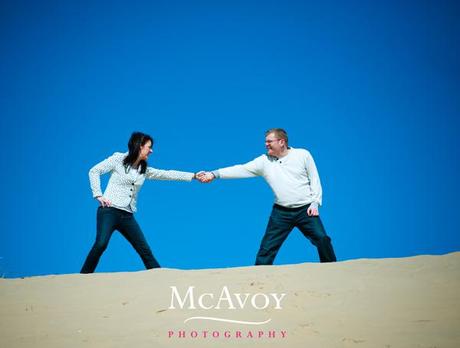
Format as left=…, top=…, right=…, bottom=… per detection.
left=89, top=152, right=194, bottom=212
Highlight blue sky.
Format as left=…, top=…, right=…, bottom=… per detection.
left=1, top=0, right=459, bottom=277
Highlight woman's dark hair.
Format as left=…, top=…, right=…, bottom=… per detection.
left=123, top=131, right=153, bottom=174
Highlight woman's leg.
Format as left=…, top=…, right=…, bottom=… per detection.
left=117, top=213, right=161, bottom=269
left=80, top=207, right=118, bottom=273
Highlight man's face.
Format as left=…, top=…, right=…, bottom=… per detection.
left=265, top=133, right=285, bottom=157
left=140, top=140, right=153, bottom=161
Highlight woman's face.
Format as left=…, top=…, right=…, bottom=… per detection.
left=139, top=140, right=153, bottom=161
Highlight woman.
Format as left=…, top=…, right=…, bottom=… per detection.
left=81, top=131, right=197, bottom=273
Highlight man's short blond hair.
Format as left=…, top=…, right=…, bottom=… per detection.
left=265, top=128, right=289, bottom=146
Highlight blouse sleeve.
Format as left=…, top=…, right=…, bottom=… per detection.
left=88, top=152, right=125, bottom=197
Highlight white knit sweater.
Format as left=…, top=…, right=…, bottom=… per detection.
left=215, top=148, right=323, bottom=208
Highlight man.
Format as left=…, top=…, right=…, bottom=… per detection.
left=198, top=128, right=336, bottom=265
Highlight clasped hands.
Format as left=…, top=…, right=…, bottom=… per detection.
left=194, top=171, right=215, bottom=183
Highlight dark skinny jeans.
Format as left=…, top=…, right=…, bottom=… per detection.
left=81, top=206, right=160, bottom=273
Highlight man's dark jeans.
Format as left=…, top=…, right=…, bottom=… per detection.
left=81, top=207, right=160, bottom=273
left=255, top=203, right=337, bottom=265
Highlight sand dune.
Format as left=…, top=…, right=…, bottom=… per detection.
left=1, top=253, right=459, bottom=348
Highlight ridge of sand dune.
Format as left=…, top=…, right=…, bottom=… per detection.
left=1, top=252, right=459, bottom=348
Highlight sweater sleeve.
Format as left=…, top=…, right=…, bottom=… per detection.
left=305, top=150, right=323, bottom=206
left=89, top=152, right=125, bottom=198
left=215, top=155, right=265, bottom=179
left=145, top=167, right=195, bottom=181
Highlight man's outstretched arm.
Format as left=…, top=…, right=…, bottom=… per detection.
left=197, top=156, right=265, bottom=183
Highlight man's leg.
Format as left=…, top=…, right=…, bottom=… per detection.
left=117, top=213, right=161, bottom=269
left=255, top=207, right=295, bottom=265
left=295, top=207, right=336, bottom=262
left=80, top=207, right=117, bottom=273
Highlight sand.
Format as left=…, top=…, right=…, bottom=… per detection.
left=1, top=252, right=459, bottom=348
